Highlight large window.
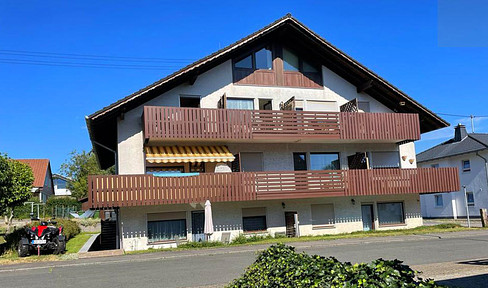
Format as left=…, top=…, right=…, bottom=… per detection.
left=377, top=202, right=405, bottom=226
left=293, top=152, right=307, bottom=171
left=240, top=152, right=264, bottom=172
left=147, top=212, right=187, bottom=242
left=310, top=153, right=340, bottom=170
left=242, top=207, right=267, bottom=232
left=54, top=178, right=67, bottom=189
left=226, top=98, right=255, bottom=110
left=283, top=48, right=318, bottom=73
left=234, top=47, right=272, bottom=71
left=370, top=151, right=400, bottom=169
left=311, top=204, right=335, bottom=227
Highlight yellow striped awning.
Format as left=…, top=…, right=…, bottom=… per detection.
left=145, top=146, right=235, bottom=164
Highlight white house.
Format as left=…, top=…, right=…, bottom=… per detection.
left=82, top=15, right=459, bottom=251
left=418, top=124, right=488, bottom=218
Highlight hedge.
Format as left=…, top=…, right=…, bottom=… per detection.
left=228, top=244, right=442, bottom=288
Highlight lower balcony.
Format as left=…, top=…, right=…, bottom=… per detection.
left=83, top=168, right=459, bottom=209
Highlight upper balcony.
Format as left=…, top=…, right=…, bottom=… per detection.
left=143, top=106, right=421, bottom=144
left=83, top=167, right=459, bottom=209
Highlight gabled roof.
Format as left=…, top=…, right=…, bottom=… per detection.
left=417, top=133, right=488, bottom=162
left=87, top=14, right=449, bottom=169
left=16, top=159, right=51, bottom=187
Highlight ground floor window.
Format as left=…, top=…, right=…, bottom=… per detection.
left=147, top=212, right=187, bottom=242
left=377, top=202, right=404, bottom=225
left=466, top=192, right=475, bottom=206
left=434, top=195, right=443, bottom=207
left=311, top=204, right=335, bottom=227
left=242, top=207, right=267, bottom=232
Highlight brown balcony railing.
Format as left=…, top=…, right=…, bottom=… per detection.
left=143, top=106, right=420, bottom=142
left=84, top=168, right=459, bottom=209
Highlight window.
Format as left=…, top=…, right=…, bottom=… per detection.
left=306, top=100, right=337, bottom=112
left=146, top=166, right=184, bottom=174
left=259, top=99, right=272, bottom=110
left=234, top=47, right=273, bottom=70
left=254, top=48, right=273, bottom=70
left=242, top=207, right=267, bottom=232
left=302, top=60, right=318, bottom=73
left=310, top=153, right=340, bottom=170
left=434, top=195, right=443, bottom=207
left=147, top=212, right=187, bottom=242
left=240, top=152, right=264, bottom=172
left=466, top=192, right=475, bottom=206
left=370, top=151, right=400, bottom=169
left=54, top=178, right=67, bottom=189
left=293, top=152, right=307, bottom=171
left=462, top=160, right=471, bottom=172
left=226, top=98, right=255, bottom=110
left=377, top=202, right=405, bottom=225
left=311, top=204, right=335, bottom=227
left=431, top=164, right=439, bottom=168
left=283, top=48, right=299, bottom=71
left=358, top=101, right=370, bottom=112
left=180, top=95, right=200, bottom=108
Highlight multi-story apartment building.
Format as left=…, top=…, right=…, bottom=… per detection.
left=418, top=124, right=488, bottom=218
left=82, top=15, right=459, bottom=251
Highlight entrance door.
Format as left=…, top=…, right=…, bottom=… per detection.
left=191, top=211, right=205, bottom=242
left=361, top=204, right=374, bottom=231
left=285, top=212, right=297, bottom=237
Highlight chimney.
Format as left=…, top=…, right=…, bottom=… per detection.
left=454, top=123, right=468, bottom=142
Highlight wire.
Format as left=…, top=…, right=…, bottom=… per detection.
left=0, top=59, right=182, bottom=70
left=0, top=49, right=197, bottom=62
left=436, top=112, right=488, bottom=118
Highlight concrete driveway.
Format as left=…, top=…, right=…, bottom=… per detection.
left=1, top=230, right=488, bottom=288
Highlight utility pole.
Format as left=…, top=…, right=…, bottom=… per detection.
left=471, top=115, right=475, bottom=133
left=464, top=185, right=471, bottom=228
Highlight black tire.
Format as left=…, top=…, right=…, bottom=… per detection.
left=53, top=238, right=65, bottom=255
left=17, top=242, right=29, bottom=257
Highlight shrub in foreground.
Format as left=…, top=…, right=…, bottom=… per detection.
left=228, top=243, right=442, bottom=288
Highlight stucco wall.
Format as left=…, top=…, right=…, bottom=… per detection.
left=419, top=150, right=488, bottom=218
left=116, top=60, right=395, bottom=174
left=120, top=194, right=422, bottom=251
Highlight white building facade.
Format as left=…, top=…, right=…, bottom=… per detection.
left=83, top=15, right=459, bottom=251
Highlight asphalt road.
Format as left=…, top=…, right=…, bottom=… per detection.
left=1, top=231, right=488, bottom=288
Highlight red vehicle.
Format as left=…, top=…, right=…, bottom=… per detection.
left=18, top=220, right=66, bottom=257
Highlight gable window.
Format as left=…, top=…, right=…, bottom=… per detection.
left=466, top=192, right=475, bottom=206
left=311, top=204, right=335, bottom=228
left=242, top=207, right=267, bottom=232
left=226, top=98, right=255, bottom=110
left=462, top=160, right=471, bottom=172
left=283, top=48, right=299, bottom=71
left=234, top=47, right=273, bottom=71
left=310, top=153, right=340, bottom=170
left=434, top=195, right=443, bottom=207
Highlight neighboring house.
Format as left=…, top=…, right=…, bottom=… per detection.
left=82, top=15, right=459, bottom=251
left=16, top=159, right=54, bottom=203
left=418, top=124, right=488, bottom=218
left=53, top=174, right=72, bottom=196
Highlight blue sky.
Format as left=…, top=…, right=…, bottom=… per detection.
left=1, top=1, right=487, bottom=173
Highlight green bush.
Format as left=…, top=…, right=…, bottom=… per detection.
left=231, top=234, right=273, bottom=245
left=13, top=196, right=41, bottom=219
left=434, top=223, right=461, bottom=229
left=177, top=241, right=224, bottom=249
left=228, top=244, right=442, bottom=288
left=46, top=196, right=81, bottom=214
left=55, top=219, right=81, bottom=240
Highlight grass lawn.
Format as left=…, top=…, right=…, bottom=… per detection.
left=66, top=232, right=97, bottom=254
left=126, top=223, right=482, bottom=255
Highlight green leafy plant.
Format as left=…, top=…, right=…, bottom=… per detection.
left=228, top=244, right=443, bottom=288
left=230, top=233, right=273, bottom=245
left=177, top=241, right=224, bottom=249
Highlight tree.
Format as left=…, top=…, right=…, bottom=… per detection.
left=0, top=154, right=34, bottom=231
left=60, top=150, right=114, bottom=199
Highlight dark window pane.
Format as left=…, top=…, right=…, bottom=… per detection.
left=54, top=179, right=67, bottom=189
left=235, top=55, right=252, bottom=69
left=377, top=202, right=404, bottom=225
left=293, top=152, right=307, bottom=171
left=303, top=60, right=318, bottom=73
left=255, top=48, right=272, bottom=70
left=148, top=219, right=186, bottom=242
left=243, top=216, right=267, bottom=231
left=283, top=48, right=299, bottom=71
left=310, top=153, right=340, bottom=170
left=467, top=192, right=475, bottom=205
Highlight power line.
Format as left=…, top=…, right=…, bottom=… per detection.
left=0, top=49, right=197, bottom=62
left=0, top=59, right=182, bottom=70
left=436, top=112, right=488, bottom=118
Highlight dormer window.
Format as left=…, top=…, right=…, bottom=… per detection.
left=234, top=47, right=272, bottom=71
